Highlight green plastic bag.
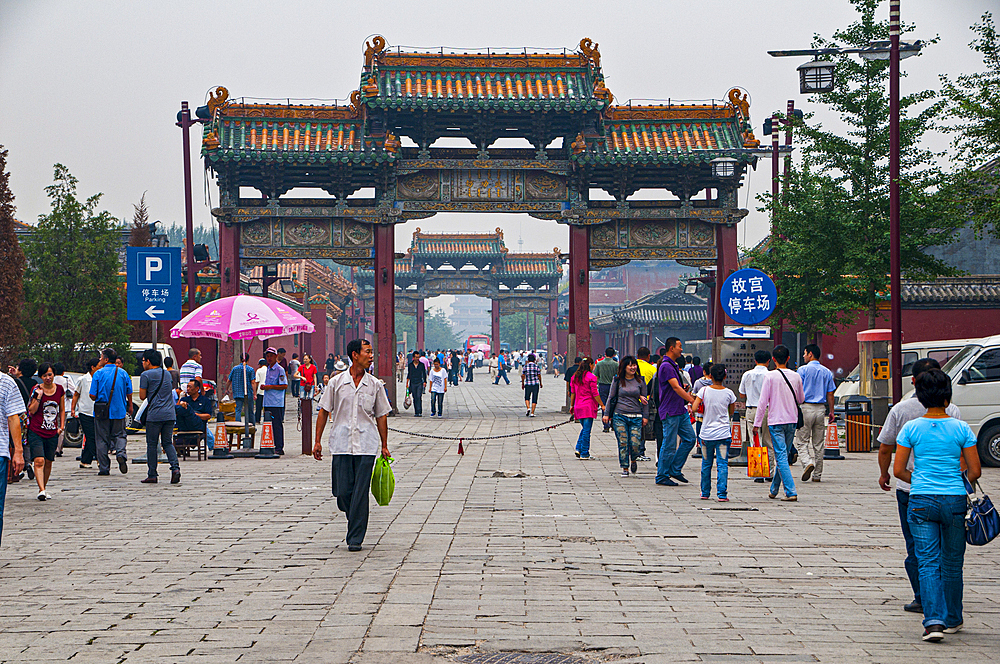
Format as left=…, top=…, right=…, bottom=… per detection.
left=371, top=456, right=395, bottom=506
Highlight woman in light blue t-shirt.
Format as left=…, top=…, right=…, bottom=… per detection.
left=894, top=368, right=981, bottom=643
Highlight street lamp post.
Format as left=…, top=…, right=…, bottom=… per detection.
left=888, top=0, right=903, bottom=406
left=769, top=0, right=916, bottom=404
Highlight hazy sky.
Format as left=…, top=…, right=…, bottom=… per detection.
left=1, top=0, right=992, bottom=269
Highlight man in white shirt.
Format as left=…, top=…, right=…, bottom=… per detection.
left=313, top=339, right=391, bottom=552
left=738, top=349, right=773, bottom=482
left=254, top=359, right=267, bottom=425
left=71, top=359, right=99, bottom=468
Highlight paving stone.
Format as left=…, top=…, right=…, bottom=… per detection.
left=2, top=379, right=1000, bottom=663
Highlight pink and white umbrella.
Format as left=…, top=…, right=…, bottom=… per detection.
left=170, top=294, right=314, bottom=341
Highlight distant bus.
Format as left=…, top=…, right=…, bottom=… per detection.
left=465, top=334, right=491, bottom=357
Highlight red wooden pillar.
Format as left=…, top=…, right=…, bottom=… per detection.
left=416, top=299, right=426, bottom=351
left=491, top=299, right=500, bottom=358
left=309, top=296, right=328, bottom=378
left=547, top=299, right=558, bottom=355
left=568, top=225, right=591, bottom=360
left=217, top=221, right=240, bottom=384
left=374, top=224, right=396, bottom=408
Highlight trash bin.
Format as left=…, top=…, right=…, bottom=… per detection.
left=845, top=396, right=873, bottom=452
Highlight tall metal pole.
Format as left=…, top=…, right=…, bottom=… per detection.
left=889, top=0, right=903, bottom=404
left=180, top=102, right=196, bottom=349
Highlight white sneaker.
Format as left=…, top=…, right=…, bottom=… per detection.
left=529, top=412, right=535, bottom=417
left=37, top=490, right=47, bottom=501
left=44, top=490, right=52, bottom=500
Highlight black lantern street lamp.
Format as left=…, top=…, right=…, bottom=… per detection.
left=769, top=0, right=921, bottom=406
left=797, top=59, right=836, bottom=93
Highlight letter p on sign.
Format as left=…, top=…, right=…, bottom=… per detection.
left=145, top=257, right=162, bottom=282
left=137, top=250, right=170, bottom=285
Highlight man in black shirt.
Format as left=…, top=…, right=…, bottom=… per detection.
left=405, top=354, right=427, bottom=417
left=175, top=379, right=212, bottom=433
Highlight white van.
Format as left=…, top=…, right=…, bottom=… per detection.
left=938, top=335, right=1000, bottom=466
left=833, top=338, right=972, bottom=410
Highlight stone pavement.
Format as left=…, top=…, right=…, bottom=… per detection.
left=2, top=372, right=1000, bottom=664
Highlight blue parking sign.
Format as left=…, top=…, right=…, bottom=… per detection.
left=126, top=247, right=182, bottom=321
left=718, top=268, right=777, bottom=326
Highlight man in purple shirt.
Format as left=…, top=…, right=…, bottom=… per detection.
left=753, top=345, right=804, bottom=501
left=655, top=337, right=697, bottom=486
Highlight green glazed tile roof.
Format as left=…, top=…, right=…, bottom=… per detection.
left=410, top=230, right=507, bottom=258
left=203, top=104, right=395, bottom=164
left=501, top=254, right=563, bottom=278
left=572, top=105, right=752, bottom=166
left=364, top=50, right=607, bottom=113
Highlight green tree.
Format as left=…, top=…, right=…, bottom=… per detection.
left=756, top=0, right=959, bottom=329
left=395, top=306, right=460, bottom=351
left=939, top=12, right=1000, bottom=238
left=22, top=164, right=130, bottom=367
left=749, top=163, right=860, bottom=340
left=0, top=146, right=26, bottom=365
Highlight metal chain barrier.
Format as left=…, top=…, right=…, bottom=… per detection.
left=388, top=417, right=575, bottom=448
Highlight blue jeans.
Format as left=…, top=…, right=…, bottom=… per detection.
left=613, top=413, right=642, bottom=467
left=234, top=397, right=255, bottom=425
left=701, top=438, right=730, bottom=499
left=768, top=423, right=798, bottom=497
left=656, top=414, right=697, bottom=483
left=897, top=490, right=921, bottom=604
left=576, top=418, right=594, bottom=458
left=494, top=369, right=509, bottom=385
left=908, top=494, right=967, bottom=628
left=0, top=457, right=7, bottom=546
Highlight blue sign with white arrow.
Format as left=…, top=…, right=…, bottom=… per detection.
left=724, top=326, right=772, bottom=339
left=126, top=247, right=182, bottom=321
left=719, top=268, right=777, bottom=326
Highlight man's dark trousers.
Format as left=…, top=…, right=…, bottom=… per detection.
left=263, top=407, right=285, bottom=453
left=95, top=417, right=127, bottom=473
left=332, top=454, right=376, bottom=546
left=79, top=414, right=97, bottom=465
left=598, top=383, right=611, bottom=431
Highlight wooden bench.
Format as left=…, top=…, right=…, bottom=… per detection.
left=174, top=430, right=207, bottom=461
left=223, top=421, right=257, bottom=450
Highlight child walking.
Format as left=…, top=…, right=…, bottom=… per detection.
left=691, top=364, right=736, bottom=501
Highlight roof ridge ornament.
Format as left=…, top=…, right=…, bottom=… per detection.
left=349, top=91, right=362, bottom=117
left=207, top=86, right=229, bottom=117
left=727, top=87, right=760, bottom=148
left=364, top=36, right=387, bottom=70
left=579, top=38, right=601, bottom=68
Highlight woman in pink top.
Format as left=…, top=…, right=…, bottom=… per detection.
left=571, top=358, right=603, bottom=460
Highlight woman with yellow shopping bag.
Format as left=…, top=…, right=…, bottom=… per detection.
left=313, top=339, right=392, bottom=552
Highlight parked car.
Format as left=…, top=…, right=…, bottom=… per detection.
left=833, top=338, right=972, bottom=412
left=936, top=335, right=1000, bottom=467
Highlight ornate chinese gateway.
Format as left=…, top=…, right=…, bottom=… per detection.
left=204, top=37, right=756, bottom=404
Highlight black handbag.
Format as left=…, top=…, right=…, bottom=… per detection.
left=64, top=417, right=80, bottom=435
left=92, top=366, right=118, bottom=419
left=643, top=373, right=659, bottom=441
left=777, top=368, right=805, bottom=430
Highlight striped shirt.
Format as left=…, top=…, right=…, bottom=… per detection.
left=522, top=362, right=541, bottom=386
left=179, top=359, right=203, bottom=384
left=0, top=374, right=27, bottom=459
